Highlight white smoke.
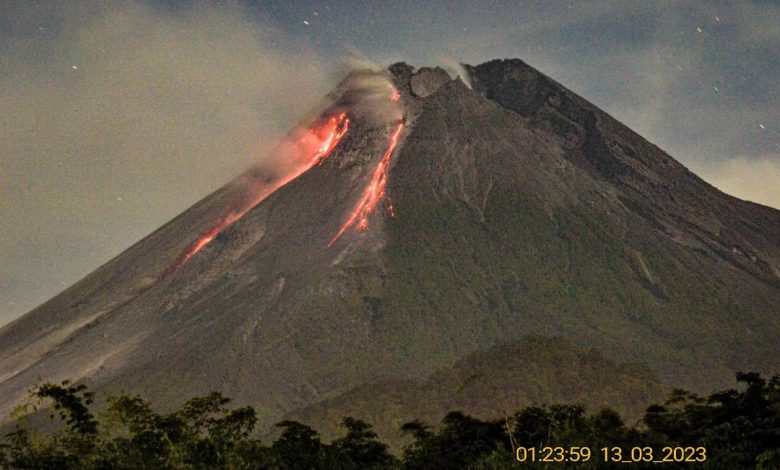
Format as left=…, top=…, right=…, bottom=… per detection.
left=329, top=45, right=404, bottom=126
left=438, top=57, right=473, bottom=89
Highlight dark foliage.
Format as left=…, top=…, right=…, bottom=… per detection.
left=1, top=372, right=778, bottom=469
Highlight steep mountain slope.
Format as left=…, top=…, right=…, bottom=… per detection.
left=1, top=60, right=778, bottom=430
left=376, top=62, right=780, bottom=394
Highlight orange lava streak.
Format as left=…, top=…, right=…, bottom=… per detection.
left=174, top=112, right=349, bottom=267
left=329, top=120, right=404, bottom=246
left=389, top=83, right=401, bottom=102
left=307, top=112, right=351, bottom=167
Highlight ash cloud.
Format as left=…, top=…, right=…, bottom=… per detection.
left=336, top=72, right=403, bottom=126
left=0, top=1, right=333, bottom=325
left=331, top=46, right=404, bottom=125
left=437, top=57, right=473, bottom=89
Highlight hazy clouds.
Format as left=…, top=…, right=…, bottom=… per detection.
left=0, top=1, right=333, bottom=324
left=698, top=156, right=780, bottom=208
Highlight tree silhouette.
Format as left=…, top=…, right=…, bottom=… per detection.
left=1, top=372, right=778, bottom=469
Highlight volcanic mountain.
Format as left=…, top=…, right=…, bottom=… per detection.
left=1, top=60, right=779, bottom=434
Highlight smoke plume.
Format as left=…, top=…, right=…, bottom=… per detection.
left=0, top=1, right=333, bottom=325
left=438, top=57, right=473, bottom=89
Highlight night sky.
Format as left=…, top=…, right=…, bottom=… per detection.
left=1, top=0, right=778, bottom=325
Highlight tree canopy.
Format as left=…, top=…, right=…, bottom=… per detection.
left=1, top=372, right=778, bottom=469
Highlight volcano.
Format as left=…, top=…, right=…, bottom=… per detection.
left=1, top=60, right=779, bottom=434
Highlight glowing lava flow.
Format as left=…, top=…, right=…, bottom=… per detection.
left=389, top=83, right=401, bottom=102
left=328, top=120, right=404, bottom=246
left=174, top=112, right=350, bottom=268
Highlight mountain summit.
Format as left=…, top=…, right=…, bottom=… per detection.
left=1, top=59, right=778, bottom=430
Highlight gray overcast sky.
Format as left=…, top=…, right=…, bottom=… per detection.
left=1, top=0, right=778, bottom=325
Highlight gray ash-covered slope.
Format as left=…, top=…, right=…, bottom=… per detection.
left=1, top=59, right=779, bottom=428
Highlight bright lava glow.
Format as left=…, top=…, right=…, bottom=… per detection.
left=329, top=120, right=404, bottom=246
left=389, top=83, right=401, bottom=102
left=173, top=112, right=350, bottom=268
